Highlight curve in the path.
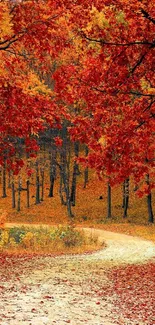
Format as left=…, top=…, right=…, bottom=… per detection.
left=80, top=228, right=155, bottom=265
left=5, top=223, right=155, bottom=265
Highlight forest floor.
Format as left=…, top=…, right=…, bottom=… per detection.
left=0, top=227, right=155, bottom=325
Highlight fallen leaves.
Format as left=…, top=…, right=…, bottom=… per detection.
left=0, top=246, right=154, bottom=324
left=106, top=260, right=155, bottom=324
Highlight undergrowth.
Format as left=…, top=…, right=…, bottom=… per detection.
left=0, top=225, right=101, bottom=254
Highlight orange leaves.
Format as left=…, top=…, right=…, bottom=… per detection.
left=0, top=3, right=13, bottom=42
left=0, top=210, right=7, bottom=229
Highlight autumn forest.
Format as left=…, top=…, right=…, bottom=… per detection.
left=0, top=1, right=155, bottom=324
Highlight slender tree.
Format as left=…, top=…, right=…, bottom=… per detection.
left=122, top=178, right=130, bottom=218
left=70, top=141, right=79, bottom=206
left=146, top=174, right=154, bottom=223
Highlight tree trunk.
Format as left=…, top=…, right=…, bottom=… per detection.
left=49, top=147, right=56, bottom=197
left=66, top=197, right=74, bottom=218
left=49, top=175, right=55, bottom=197
left=59, top=169, right=66, bottom=205
left=8, top=170, right=11, bottom=188
left=123, top=178, right=129, bottom=218
left=17, top=177, right=21, bottom=211
left=70, top=141, right=79, bottom=206
left=2, top=159, right=7, bottom=198
left=36, top=175, right=40, bottom=204
left=122, top=181, right=126, bottom=208
left=26, top=180, right=30, bottom=208
left=60, top=125, right=74, bottom=218
left=84, top=145, right=89, bottom=188
left=40, top=169, right=44, bottom=201
left=35, top=161, right=40, bottom=204
left=107, top=182, right=112, bottom=218
left=146, top=174, right=154, bottom=223
left=12, top=181, right=16, bottom=208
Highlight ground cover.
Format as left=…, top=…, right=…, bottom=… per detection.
left=0, top=225, right=103, bottom=256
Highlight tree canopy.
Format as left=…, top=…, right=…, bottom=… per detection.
left=0, top=0, right=154, bottom=193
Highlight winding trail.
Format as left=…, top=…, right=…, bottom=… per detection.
left=82, top=227, right=155, bottom=265
left=0, top=225, right=155, bottom=325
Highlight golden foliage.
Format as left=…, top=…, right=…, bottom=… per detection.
left=0, top=3, right=13, bottom=42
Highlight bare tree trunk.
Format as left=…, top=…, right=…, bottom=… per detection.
left=59, top=168, right=66, bottom=205
left=2, top=159, right=7, bottom=198
left=49, top=174, right=55, bottom=197
left=49, top=147, right=56, bottom=197
left=26, top=180, right=30, bottom=208
left=8, top=170, right=11, bottom=188
left=70, top=141, right=79, bottom=206
left=107, top=182, right=112, bottom=218
left=12, top=181, right=16, bottom=208
left=35, top=161, right=40, bottom=204
left=122, top=181, right=126, bottom=208
left=40, top=168, right=44, bottom=201
left=61, top=125, right=74, bottom=218
left=123, top=178, right=129, bottom=218
left=84, top=145, right=89, bottom=188
left=17, top=177, right=22, bottom=211
left=146, top=174, right=154, bottom=223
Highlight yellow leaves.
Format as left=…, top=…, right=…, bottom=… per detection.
left=98, top=136, right=106, bottom=147
left=88, top=6, right=109, bottom=30
left=141, top=78, right=155, bottom=96
left=0, top=230, right=9, bottom=247
left=147, top=88, right=155, bottom=95
left=21, top=232, right=34, bottom=248
left=0, top=3, right=13, bottom=41
left=116, top=11, right=128, bottom=26
left=141, top=78, right=148, bottom=90
left=9, top=237, right=17, bottom=248
left=23, top=71, right=53, bottom=96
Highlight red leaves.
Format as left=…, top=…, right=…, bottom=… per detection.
left=43, top=295, right=54, bottom=299
left=26, top=168, right=34, bottom=177
left=107, top=261, right=155, bottom=323
left=54, top=136, right=63, bottom=147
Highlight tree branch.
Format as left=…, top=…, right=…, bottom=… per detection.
left=0, top=38, right=19, bottom=51
left=81, top=32, right=154, bottom=47
left=141, top=9, right=155, bottom=25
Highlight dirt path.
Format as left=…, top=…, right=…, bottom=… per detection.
left=0, top=225, right=155, bottom=325
left=82, top=227, right=155, bottom=265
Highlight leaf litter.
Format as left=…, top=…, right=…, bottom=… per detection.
left=0, top=229, right=155, bottom=325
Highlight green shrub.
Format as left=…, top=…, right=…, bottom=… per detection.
left=8, top=227, right=27, bottom=243
left=53, top=225, right=84, bottom=247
